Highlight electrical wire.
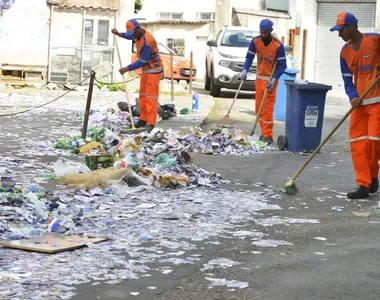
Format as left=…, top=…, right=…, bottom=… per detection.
left=0, top=76, right=91, bottom=117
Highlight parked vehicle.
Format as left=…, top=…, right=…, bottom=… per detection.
left=205, top=26, right=259, bottom=97
left=132, top=41, right=196, bottom=82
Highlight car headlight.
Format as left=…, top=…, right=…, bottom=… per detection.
left=219, top=60, right=231, bottom=67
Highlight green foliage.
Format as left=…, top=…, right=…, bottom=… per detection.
left=134, top=0, right=143, bottom=13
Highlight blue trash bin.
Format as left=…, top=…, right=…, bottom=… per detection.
left=277, top=82, right=332, bottom=153
left=274, top=69, right=300, bottom=121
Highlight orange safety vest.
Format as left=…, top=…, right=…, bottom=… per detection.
left=135, top=28, right=164, bottom=74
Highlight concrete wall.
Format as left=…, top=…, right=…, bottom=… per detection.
left=50, top=7, right=117, bottom=83
left=143, top=23, right=211, bottom=80
left=134, top=0, right=216, bottom=21
left=114, top=0, right=135, bottom=81
left=0, top=0, right=49, bottom=66
left=48, top=0, right=120, bottom=9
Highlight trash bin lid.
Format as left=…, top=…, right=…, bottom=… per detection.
left=284, top=68, right=300, bottom=75
left=285, top=81, right=332, bottom=91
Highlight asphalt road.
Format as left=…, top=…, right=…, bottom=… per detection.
left=2, top=83, right=380, bottom=300
left=73, top=83, right=380, bottom=300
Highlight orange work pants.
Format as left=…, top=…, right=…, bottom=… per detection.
left=255, top=78, right=279, bottom=139
left=349, top=103, right=380, bottom=188
left=139, top=72, right=161, bottom=125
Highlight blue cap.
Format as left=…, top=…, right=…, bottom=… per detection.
left=330, top=12, right=358, bottom=32
left=125, top=19, right=139, bottom=38
left=260, top=19, right=274, bottom=31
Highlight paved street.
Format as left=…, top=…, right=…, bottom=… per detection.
left=1, top=82, right=380, bottom=300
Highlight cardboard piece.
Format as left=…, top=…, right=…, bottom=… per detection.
left=352, top=212, right=372, bottom=217
left=0, top=233, right=107, bottom=254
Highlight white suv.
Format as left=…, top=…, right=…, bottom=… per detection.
left=205, top=26, right=259, bottom=97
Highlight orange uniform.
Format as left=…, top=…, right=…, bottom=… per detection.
left=340, top=32, right=380, bottom=188
left=121, top=19, right=163, bottom=126
left=244, top=35, right=286, bottom=139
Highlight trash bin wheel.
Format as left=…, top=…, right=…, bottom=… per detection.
left=277, top=135, right=287, bottom=151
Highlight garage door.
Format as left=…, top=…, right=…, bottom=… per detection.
left=314, top=1, right=376, bottom=87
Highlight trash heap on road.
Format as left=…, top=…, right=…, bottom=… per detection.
left=49, top=109, right=274, bottom=189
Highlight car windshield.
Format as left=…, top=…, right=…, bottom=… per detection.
left=221, top=29, right=258, bottom=48
left=158, top=43, right=176, bottom=56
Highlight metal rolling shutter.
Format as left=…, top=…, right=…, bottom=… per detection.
left=314, top=2, right=376, bottom=87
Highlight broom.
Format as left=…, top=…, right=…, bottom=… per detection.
left=216, top=79, right=245, bottom=128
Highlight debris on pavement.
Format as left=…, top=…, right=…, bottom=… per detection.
left=205, top=277, right=249, bottom=289
left=331, top=206, right=344, bottom=212
left=0, top=233, right=107, bottom=253
left=0, top=91, right=315, bottom=299
left=202, top=258, right=242, bottom=271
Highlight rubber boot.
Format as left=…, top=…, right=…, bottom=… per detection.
left=369, top=177, right=379, bottom=194
left=134, top=120, right=147, bottom=128
left=261, top=136, right=273, bottom=145
left=145, top=124, right=155, bottom=133
left=347, top=185, right=369, bottom=199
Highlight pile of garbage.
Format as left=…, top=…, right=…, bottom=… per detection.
left=48, top=108, right=274, bottom=189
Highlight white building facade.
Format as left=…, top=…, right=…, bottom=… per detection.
left=136, top=0, right=380, bottom=87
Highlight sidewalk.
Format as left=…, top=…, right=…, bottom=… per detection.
left=0, top=85, right=215, bottom=131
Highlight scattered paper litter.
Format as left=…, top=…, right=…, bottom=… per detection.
left=255, top=216, right=320, bottom=227
left=252, top=239, right=293, bottom=247
left=202, top=258, right=241, bottom=271
left=205, top=277, right=249, bottom=289
left=314, top=237, right=327, bottom=241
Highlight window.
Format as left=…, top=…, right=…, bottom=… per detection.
left=167, top=38, right=185, bottom=57
left=159, top=12, right=183, bottom=20
left=221, top=29, right=258, bottom=48
left=97, top=20, right=109, bottom=46
left=265, top=0, right=289, bottom=12
left=197, top=12, right=214, bottom=21
left=84, top=19, right=93, bottom=45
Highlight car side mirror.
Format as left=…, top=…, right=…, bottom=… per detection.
left=207, top=40, right=217, bottom=47
left=285, top=45, right=293, bottom=53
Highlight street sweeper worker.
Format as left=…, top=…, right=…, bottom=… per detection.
left=112, top=19, right=163, bottom=133
left=331, top=12, right=380, bottom=199
left=241, top=18, right=286, bottom=144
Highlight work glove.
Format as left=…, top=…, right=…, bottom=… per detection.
left=111, top=28, right=119, bottom=35
left=241, top=69, right=247, bottom=81
left=266, top=78, right=276, bottom=91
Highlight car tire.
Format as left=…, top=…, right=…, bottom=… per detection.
left=204, top=64, right=211, bottom=91
left=209, top=68, right=221, bottom=97
left=160, top=71, right=165, bottom=80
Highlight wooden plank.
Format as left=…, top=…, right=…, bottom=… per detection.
left=0, top=233, right=107, bottom=254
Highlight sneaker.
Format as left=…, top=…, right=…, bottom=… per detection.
left=347, top=185, right=369, bottom=199
left=145, top=124, right=155, bottom=133
left=134, top=120, right=147, bottom=128
left=261, top=136, right=273, bottom=144
left=369, top=177, right=379, bottom=194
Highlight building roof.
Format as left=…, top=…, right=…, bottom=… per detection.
left=139, top=20, right=213, bottom=25
left=46, top=0, right=118, bottom=11
left=232, top=7, right=291, bottom=20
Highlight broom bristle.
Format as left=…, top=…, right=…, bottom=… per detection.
left=284, top=179, right=298, bottom=196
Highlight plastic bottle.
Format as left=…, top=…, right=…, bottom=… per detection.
left=53, top=159, right=79, bottom=177
left=28, top=185, right=47, bottom=198
left=20, top=227, right=43, bottom=238
left=192, top=92, right=199, bottom=112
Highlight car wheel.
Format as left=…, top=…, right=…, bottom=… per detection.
left=209, top=68, right=221, bottom=97
left=160, top=71, right=165, bottom=80
left=204, top=64, right=211, bottom=91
